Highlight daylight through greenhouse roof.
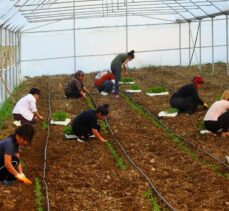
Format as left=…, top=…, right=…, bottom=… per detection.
left=2, top=0, right=229, bottom=30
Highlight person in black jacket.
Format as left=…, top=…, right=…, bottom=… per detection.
left=71, top=104, right=109, bottom=142
left=170, top=76, right=208, bottom=114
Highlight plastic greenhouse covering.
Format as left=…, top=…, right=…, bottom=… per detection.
left=0, top=0, right=27, bottom=31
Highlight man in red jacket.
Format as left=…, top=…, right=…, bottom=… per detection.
left=95, top=71, right=115, bottom=95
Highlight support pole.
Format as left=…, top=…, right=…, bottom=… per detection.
left=211, top=18, right=214, bottom=74
left=73, top=0, right=76, bottom=72
left=179, top=23, right=182, bottom=66
left=125, top=0, right=128, bottom=53
left=188, top=22, right=191, bottom=67
left=226, top=15, right=229, bottom=75
left=199, top=20, right=202, bottom=70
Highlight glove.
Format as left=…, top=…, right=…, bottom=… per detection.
left=16, top=173, right=32, bottom=185
left=203, top=102, right=209, bottom=109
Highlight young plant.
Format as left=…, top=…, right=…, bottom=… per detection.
left=144, top=188, right=161, bottom=211
left=147, top=85, right=168, bottom=93
left=64, top=125, right=73, bottom=135
left=41, top=121, right=49, bottom=131
left=34, top=177, right=44, bottom=211
left=121, top=77, right=134, bottom=83
left=199, top=120, right=206, bottom=130
left=99, top=120, right=108, bottom=135
left=165, top=108, right=178, bottom=114
left=105, top=141, right=127, bottom=170
left=52, top=111, right=68, bottom=121
left=130, top=84, right=140, bottom=90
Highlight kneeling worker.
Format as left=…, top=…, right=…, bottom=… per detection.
left=13, top=88, right=43, bottom=125
left=0, top=124, right=35, bottom=185
left=71, top=104, right=109, bottom=142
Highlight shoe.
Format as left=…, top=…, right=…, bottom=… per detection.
left=100, top=91, right=108, bottom=96
left=77, top=136, right=89, bottom=142
left=13, top=120, right=21, bottom=127
left=87, top=134, right=95, bottom=138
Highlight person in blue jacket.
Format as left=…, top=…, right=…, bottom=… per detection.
left=0, top=124, right=35, bottom=185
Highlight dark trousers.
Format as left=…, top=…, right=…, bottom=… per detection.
left=0, top=156, right=19, bottom=181
left=204, top=111, right=229, bottom=133
left=170, top=96, right=198, bottom=114
left=98, top=80, right=114, bottom=93
left=72, top=125, right=100, bottom=139
left=111, top=65, right=121, bottom=95
left=13, top=113, right=35, bottom=125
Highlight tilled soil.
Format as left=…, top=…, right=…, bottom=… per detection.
left=1, top=64, right=229, bottom=211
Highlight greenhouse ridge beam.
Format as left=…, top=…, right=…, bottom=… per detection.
left=10, top=0, right=229, bottom=23
left=186, top=10, right=229, bottom=21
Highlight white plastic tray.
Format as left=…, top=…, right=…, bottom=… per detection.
left=200, top=129, right=211, bottom=134
left=146, top=92, right=169, bottom=96
left=158, top=111, right=178, bottom=117
left=226, top=156, right=229, bottom=164
left=65, top=134, right=78, bottom=139
left=119, top=81, right=135, bottom=85
left=125, top=89, right=142, bottom=93
left=13, top=120, right=21, bottom=127
left=50, top=118, right=71, bottom=126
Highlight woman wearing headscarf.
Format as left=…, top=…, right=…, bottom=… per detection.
left=64, top=70, right=89, bottom=99
left=111, top=50, right=135, bottom=97
left=204, top=90, right=229, bottom=137
left=170, top=75, right=208, bottom=114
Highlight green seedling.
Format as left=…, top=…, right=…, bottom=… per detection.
left=129, top=84, right=141, bottom=90
left=198, top=121, right=206, bottom=130
left=99, top=120, right=108, bottom=135
left=41, top=121, right=49, bottom=131
left=34, top=177, right=44, bottom=211
left=215, top=95, right=221, bottom=101
left=0, top=83, right=24, bottom=128
left=147, top=85, right=168, bottom=93
left=52, top=111, right=68, bottom=121
left=121, top=77, right=134, bottom=83
left=144, top=188, right=161, bottom=211
left=122, top=92, right=228, bottom=178
left=64, top=125, right=73, bottom=135
left=105, top=141, right=127, bottom=170
left=165, top=108, right=178, bottom=114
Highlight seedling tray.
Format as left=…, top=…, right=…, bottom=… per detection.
left=125, top=89, right=142, bottom=93
left=50, top=118, right=71, bottom=125
left=158, top=111, right=178, bottom=117
left=119, top=81, right=135, bottom=85
left=65, top=134, right=78, bottom=139
left=146, top=92, right=169, bottom=96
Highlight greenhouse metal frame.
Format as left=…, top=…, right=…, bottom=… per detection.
left=0, top=0, right=229, bottom=105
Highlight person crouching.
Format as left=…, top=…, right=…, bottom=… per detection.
left=71, top=104, right=109, bottom=142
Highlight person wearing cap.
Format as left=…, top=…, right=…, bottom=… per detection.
left=170, top=76, right=208, bottom=114
left=204, top=90, right=229, bottom=137
left=111, top=50, right=135, bottom=97
left=64, top=70, right=89, bottom=99
left=13, top=88, right=43, bottom=125
left=95, top=70, right=115, bottom=95
left=0, top=124, right=35, bottom=185
left=71, top=104, right=109, bottom=142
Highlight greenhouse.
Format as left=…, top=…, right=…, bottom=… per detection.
left=0, top=0, right=229, bottom=210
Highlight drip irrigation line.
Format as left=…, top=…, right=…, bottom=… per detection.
left=43, top=82, right=51, bottom=211
left=88, top=93, right=176, bottom=211
left=124, top=92, right=229, bottom=170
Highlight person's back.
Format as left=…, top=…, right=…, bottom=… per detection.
left=172, top=83, right=195, bottom=99
left=111, top=53, right=128, bottom=67
left=204, top=100, right=229, bottom=121
left=13, top=94, right=37, bottom=121
left=72, top=110, right=97, bottom=131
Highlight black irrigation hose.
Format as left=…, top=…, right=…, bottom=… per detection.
left=88, top=93, right=177, bottom=211
left=124, top=92, right=229, bottom=170
left=43, top=83, right=51, bottom=211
